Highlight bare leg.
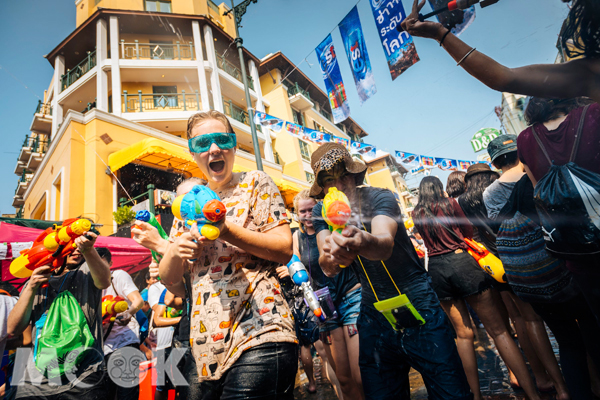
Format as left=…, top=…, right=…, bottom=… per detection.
left=323, top=327, right=361, bottom=400
left=510, top=293, right=570, bottom=399
left=441, top=299, right=483, bottom=400
left=343, top=325, right=364, bottom=399
left=468, top=289, right=541, bottom=400
left=300, top=344, right=317, bottom=392
left=315, top=340, right=344, bottom=399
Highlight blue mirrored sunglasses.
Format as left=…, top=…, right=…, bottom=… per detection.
left=188, top=132, right=237, bottom=154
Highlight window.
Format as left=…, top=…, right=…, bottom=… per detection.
left=292, top=109, right=304, bottom=126
left=153, top=85, right=178, bottom=108
left=299, top=140, right=311, bottom=162
left=305, top=172, right=315, bottom=184
left=314, top=121, right=331, bottom=135
left=145, top=0, right=172, bottom=12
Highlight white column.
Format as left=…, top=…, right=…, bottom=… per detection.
left=109, top=16, right=122, bottom=116
left=51, top=56, right=65, bottom=137
left=192, top=21, right=210, bottom=112
left=96, top=19, right=108, bottom=112
left=203, top=25, right=223, bottom=112
left=248, top=59, right=274, bottom=162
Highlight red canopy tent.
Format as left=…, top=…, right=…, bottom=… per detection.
left=0, top=222, right=151, bottom=288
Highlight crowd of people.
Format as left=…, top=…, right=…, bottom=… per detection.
left=0, top=0, right=598, bottom=399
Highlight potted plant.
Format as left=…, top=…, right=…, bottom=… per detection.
left=112, top=205, right=136, bottom=238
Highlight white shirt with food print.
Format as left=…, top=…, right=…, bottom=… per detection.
left=168, top=170, right=297, bottom=381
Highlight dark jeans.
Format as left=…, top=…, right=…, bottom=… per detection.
left=357, top=276, right=473, bottom=400
left=104, top=344, right=139, bottom=400
left=531, top=293, right=600, bottom=400
left=173, top=339, right=203, bottom=400
left=567, top=258, right=600, bottom=325
left=8, top=370, right=108, bottom=400
left=194, top=342, right=297, bottom=400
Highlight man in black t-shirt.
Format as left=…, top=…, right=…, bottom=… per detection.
left=310, top=143, right=471, bottom=400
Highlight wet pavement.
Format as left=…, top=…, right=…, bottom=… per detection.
left=294, top=325, right=562, bottom=399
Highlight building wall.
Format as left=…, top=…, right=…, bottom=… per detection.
left=499, top=92, right=528, bottom=136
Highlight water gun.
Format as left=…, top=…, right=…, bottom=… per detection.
left=464, top=238, right=506, bottom=283
left=10, top=218, right=92, bottom=279
left=165, top=307, right=182, bottom=318
left=287, top=255, right=325, bottom=321
left=322, top=187, right=352, bottom=268
left=134, top=210, right=169, bottom=262
left=418, top=0, right=500, bottom=21
left=171, top=185, right=226, bottom=241
left=102, top=295, right=129, bottom=323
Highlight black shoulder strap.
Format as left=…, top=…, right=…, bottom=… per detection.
left=531, top=125, right=553, bottom=167
left=570, top=104, right=590, bottom=162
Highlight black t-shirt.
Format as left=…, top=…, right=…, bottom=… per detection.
left=313, top=187, right=427, bottom=309
left=16, top=264, right=104, bottom=396
left=176, top=273, right=192, bottom=342
left=298, top=230, right=359, bottom=305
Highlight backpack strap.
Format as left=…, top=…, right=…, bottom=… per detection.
left=569, top=104, right=590, bottom=162
left=531, top=125, right=553, bottom=167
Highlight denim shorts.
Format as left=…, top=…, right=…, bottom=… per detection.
left=357, top=276, right=472, bottom=400
left=319, top=287, right=361, bottom=333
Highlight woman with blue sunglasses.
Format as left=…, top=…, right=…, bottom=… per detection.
left=159, top=111, right=298, bottom=399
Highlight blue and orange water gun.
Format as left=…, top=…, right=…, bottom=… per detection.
left=171, top=185, right=226, bottom=240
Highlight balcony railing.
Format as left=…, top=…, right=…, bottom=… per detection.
left=22, top=135, right=49, bottom=155
left=34, top=100, right=52, bottom=116
left=320, top=109, right=333, bottom=122
left=61, top=51, right=97, bottom=92
left=287, top=82, right=310, bottom=100
left=120, top=40, right=195, bottom=60
left=215, top=53, right=254, bottom=90
left=122, top=90, right=201, bottom=113
left=207, top=0, right=220, bottom=13
left=223, top=98, right=249, bottom=125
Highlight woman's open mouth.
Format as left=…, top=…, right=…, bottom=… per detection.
left=209, top=160, right=225, bottom=173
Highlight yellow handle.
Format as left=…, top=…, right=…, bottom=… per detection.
left=200, top=224, right=220, bottom=241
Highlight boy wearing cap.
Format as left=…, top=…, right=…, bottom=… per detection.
left=482, top=135, right=524, bottom=220
left=310, top=143, right=471, bottom=400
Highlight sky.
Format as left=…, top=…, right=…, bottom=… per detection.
left=0, top=0, right=570, bottom=215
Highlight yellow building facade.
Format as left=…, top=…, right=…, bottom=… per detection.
left=13, top=1, right=414, bottom=234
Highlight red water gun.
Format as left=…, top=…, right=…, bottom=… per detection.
left=102, top=295, right=129, bottom=323
left=9, top=218, right=92, bottom=279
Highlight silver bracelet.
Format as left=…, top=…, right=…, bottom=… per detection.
left=457, top=48, right=476, bottom=66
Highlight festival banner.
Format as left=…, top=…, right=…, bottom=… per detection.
left=339, top=6, right=377, bottom=105
left=428, top=0, right=475, bottom=36
left=420, top=155, right=435, bottom=167
left=411, top=165, right=425, bottom=175
left=434, top=157, right=458, bottom=171
left=316, top=34, right=351, bottom=123
left=254, top=111, right=284, bottom=133
left=350, top=141, right=376, bottom=158
left=306, top=129, right=332, bottom=144
left=395, top=151, right=421, bottom=167
left=369, top=0, right=419, bottom=80
left=285, top=122, right=304, bottom=138
left=332, top=136, right=350, bottom=149
left=457, top=160, right=473, bottom=171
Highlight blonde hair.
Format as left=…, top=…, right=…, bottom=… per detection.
left=293, top=189, right=314, bottom=213
left=186, top=110, right=235, bottom=139
left=176, top=177, right=206, bottom=195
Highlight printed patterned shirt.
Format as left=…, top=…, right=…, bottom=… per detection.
left=168, top=170, right=297, bottom=381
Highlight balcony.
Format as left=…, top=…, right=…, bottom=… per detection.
left=222, top=98, right=250, bottom=125
left=15, top=169, right=33, bottom=197
left=287, top=82, right=313, bottom=111
left=122, top=90, right=201, bottom=113
left=215, top=53, right=254, bottom=90
left=16, top=135, right=49, bottom=175
left=31, top=100, right=53, bottom=134
left=120, top=40, right=195, bottom=60
left=61, top=51, right=96, bottom=92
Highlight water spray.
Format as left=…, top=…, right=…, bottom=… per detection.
left=418, top=0, right=501, bottom=21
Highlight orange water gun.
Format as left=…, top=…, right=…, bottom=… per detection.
left=464, top=238, right=506, bottom=283
left=10, top=218, right=92, bottom=279
left=322, top=188, right=352, bottom=268
left=171, top=185, right=226, bottom=240
left=102, top=295, right=129, bottom=323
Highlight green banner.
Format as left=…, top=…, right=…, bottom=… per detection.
left=471, top=128, right=501, bottom=153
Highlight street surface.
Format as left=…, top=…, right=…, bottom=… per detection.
left=294, top=325, right=562, bottom=399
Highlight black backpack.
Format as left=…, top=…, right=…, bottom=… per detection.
left=532, top=104, right=600, bottom=260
